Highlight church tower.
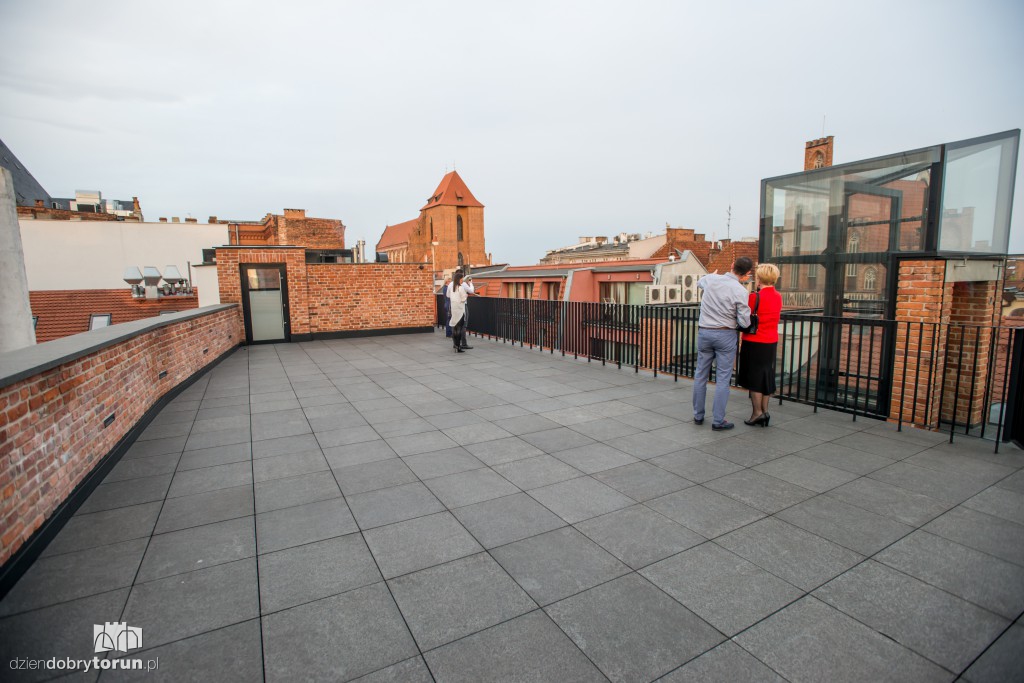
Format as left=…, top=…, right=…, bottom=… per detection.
left=417, top=170, right=488, bottom=272
left=804, top=136, right=835, bottom=171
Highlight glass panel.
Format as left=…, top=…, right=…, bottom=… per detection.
left=249, top=290, right=285, bottom=341
left=90, top=314, right=111, bottom=330
left=940, top=133, right=1019, bottom=254
left=627, top=282, right=647, bottom=305
left=246, top=268, right=281, bottom=291
left=779, top=264, right=825, bottom=311
left=842, top=261, right=888, bottom=318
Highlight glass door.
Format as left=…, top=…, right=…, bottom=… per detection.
left=240, top=264, right=290, bottom=344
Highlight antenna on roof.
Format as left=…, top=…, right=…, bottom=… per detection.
left=726, top=204, right=732, bottom=241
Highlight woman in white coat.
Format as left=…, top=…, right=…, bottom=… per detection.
left=448, top=271, right=469, bottom=353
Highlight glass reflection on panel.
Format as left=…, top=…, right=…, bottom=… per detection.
left=940, top=134, right=1017, bottom=254
left=247, top=268, right=281, bottom=291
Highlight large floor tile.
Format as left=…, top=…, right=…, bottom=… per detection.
left=262, top=583, right=417, bottom=682
left=424, top=610, right=604, bottom=683
left=776, top=494, right=914, bottom=556
left=576, top=505, right=703, bottom=569
left=527, top=476, right=634, bottom=523
left=491, top=527, right=629, bottom=605
left=155, top=485, right=254, bottom=533
left=736, top=596, right=949, bottom=683
left=452, top=492, right=566, bottom=548
left=41, top=502, right=161, bottom=557
left=347, top=481, right=445, bottom=530
left=139, top=516, right=255, bottom=582
left=124, top=559, right=259, bottom=649
left=388, top=552, right=535, bottom=650
left=424, top=468, right=520, bottom=508
left=660, top=641, right=786, bottom=682
left=642, top=542, right=802, bottom=636
left=256, top=498, right=357, bottom=554
left=717, top=518, right=863, bottom=591
left=259, top=533, right=381, bottom=614
left=363, top=512, right=482, bottom=579
left=704, top=470, right=816, bottom=514
left=924, top=505, right=1024, bottom=566
left=814, top=560, right=1007, bottom=672
left=646, top=486, right=763, bottom=539
left=546, top=573, right=723, bottom=683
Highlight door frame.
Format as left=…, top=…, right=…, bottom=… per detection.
left=239, top=263, right=291, bottom=345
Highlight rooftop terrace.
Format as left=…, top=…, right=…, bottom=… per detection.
left=2, top=332, right=1022, bottom=682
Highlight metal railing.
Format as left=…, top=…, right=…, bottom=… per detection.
left=435, top=294, right=1023, bottom=450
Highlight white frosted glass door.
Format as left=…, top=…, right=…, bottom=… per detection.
left=244, top=266, right=287, bottom=342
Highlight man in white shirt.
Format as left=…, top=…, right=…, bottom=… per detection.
left=693, top=257, right=753, bottom=430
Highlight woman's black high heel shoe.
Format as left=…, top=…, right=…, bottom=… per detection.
left=744, top=414, right=769, bottom=427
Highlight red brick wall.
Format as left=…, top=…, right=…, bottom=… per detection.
left=306, top=264, right=433, bottom=333
left=0, top=306, right=242, bottom=564
left=217, top=248, right=433, bottom=336
left=890, top=260, right=951, bottom=425
left=942, top=281, right=1000, bottom=426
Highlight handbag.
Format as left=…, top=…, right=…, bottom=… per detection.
left=738, top=290, right=760, bottom=335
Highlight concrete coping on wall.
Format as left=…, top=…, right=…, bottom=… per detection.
left=0, top=304, right=239, bottom=391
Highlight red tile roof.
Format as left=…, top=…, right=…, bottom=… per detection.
left=376, top=218, right=417, bottom=251
left=706, top=241, right=760, bottom=274
left=420, top=170, right=484, bottom=211
left=30, top=289, right=199, bottom=343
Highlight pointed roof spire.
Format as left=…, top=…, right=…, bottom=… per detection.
left=421, top=170, right=484, bottom=211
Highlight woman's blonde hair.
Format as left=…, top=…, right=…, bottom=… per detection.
left=756, top=263, right=780, bottom=286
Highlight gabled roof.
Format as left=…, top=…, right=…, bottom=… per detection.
left=29, top=289, right=198, bottom=343
left=0, top=138, right=53, bottom=207
left=421, top=170, right=483, bottom=211
left=377, top=218, right=418, bottom=250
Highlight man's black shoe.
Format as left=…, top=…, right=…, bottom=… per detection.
left=711, top=421, right=734, bottom=431
left=461, top=345, right=473, bottom=350
left=693, top=418, right=704, bottom=425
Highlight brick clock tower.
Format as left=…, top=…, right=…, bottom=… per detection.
left=804, top=136, right=834, bottom=171
left=376, top=170, right=490, bottom=274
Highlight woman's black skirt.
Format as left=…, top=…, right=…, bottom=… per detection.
left=738, top=340, right=777, bottom=394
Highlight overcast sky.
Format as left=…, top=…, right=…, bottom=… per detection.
left=2, top=0, right=1022, bottom=264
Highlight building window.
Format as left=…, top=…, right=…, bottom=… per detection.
left=32, top=315, right=38, bottom=329
left=507, top=282, right=533, bottom=299
left=789, top=264, right=800, bottom=289
left=458, top=252, right=464, bottom=267
left=457, top=215, right=464, bottom=241
left=863, top=267, right=877, bottom=290
left=159, top=311, right=178, bottom=315
left=773, top=236, right=783, bottom=258
left=430, top=218, right=433, bottom=241
left=90, top=314, right=112, bottom=330
left=846, top=233, right=860, bottom=278
left=547, top=282, right=561, bottom=300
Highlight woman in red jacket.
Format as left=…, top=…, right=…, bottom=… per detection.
left=738, top=263, right=782, bottom=427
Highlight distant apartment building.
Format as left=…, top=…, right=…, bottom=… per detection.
left=376, top=170, right=491, bottom=273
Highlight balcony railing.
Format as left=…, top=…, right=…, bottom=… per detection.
left=436, top=294, right=1024, bottom=450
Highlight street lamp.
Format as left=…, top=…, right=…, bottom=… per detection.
left=430, top=241, right=440, bottom=287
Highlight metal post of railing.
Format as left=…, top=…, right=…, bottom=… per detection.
left=994, top=328, right=1014, bottom=454
left=897, top=322, right=910, bottom=431
left=980, top=326, right=998, bottom=441
left=926, top=322, right=940, bottom=428
left=848, top=323, right=860, bottom=420
left=947, top=323, right=961, bottom=443
left=966, top=326, right=980, bottom=435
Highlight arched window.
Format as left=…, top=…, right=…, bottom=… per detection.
left=457, top=215, right=464, bottom=241
left=863, top=267, right=877, bottom=290
left=846, top=233, right=859, bottom=277
left=458, top=252, right=464, bottom=267
left=813, top=151, right=825, bottom=168
left=430, top=218, right=433, bottom=240
left=773, top=236, right=783, bottom=258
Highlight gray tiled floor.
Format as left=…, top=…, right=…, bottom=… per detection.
left=2, top=332, right=1023, bottom=682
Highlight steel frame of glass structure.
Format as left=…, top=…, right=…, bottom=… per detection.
left=760, top=129, right=1020, bottom=320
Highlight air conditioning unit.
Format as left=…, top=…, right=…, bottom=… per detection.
left=664, top=285, right=682, bottom=303
left=645, top=285, right=666, bottom=304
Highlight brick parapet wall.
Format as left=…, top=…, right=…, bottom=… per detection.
left=0, top=306, right=242, bottom=564
left=942, top=281, right=1000, bottom=426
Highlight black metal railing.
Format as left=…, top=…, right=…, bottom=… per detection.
left=434, top=294, right=1024, bottom=450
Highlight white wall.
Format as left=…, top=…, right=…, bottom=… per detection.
left=19, top=219, right=227, bottom=293
left=191, top=264, right=220, bottom=307
left=628, top=233, right=666, bottom=259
